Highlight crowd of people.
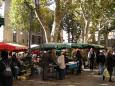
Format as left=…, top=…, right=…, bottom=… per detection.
left=88, top=48, right=115, bottom=82
left=42, top=49, right=83, bottom=80
left=42, top=48, right=115, bottom=82
left=0, top=50, right=37, bottom=86
left=0, top=47, right=115, bottom=86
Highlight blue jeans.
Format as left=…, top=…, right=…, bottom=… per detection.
left=58, top=68, right=65, bottom=80
left=99, top=63, right=104, bottom=75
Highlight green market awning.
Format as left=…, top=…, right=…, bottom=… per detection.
left=40, top=43, right=57, bottom=50
left=71, top=43, right=91, bottom=49
left=56, top=43, right=71, bottom=50
left=39, top=43, right=105, bottom=50
left=71, top=43, right=104, bottom=49
left=90, top=44, right=105, bottom=49
left=39, top=43, right=71, bottom=50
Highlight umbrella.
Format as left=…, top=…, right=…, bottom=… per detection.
left=31, top=44, right=39, bottom=48
left=40, top=43, right=57, bottom=50
left=90, top=44, right=105, bottom=49
left=31, top=44, right=39, bottom=50
left=0, top=42, right=16, bottom=51
left=71, top=43, right=91, bottom=49
left=39, top=43, right=71, bottom=50
left=32, top=50, right=40, bottom=55
left=0, top=42, right=27, bottom=51
left=56, top=43, right=71, bottom=50
left=71, top=43, right=105, bottom=49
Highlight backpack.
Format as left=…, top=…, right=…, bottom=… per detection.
left=3, top=62, right=12, bottom=77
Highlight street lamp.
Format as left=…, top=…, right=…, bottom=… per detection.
left=20, top=32, right=23, bottom=35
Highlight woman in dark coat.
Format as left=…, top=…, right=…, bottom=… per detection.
left=96, top=51, right=105, bottom=75
left=75, top=50, right=82, bottom=74
left=105, top=50, right=114, bottom=82
left=0, top=50, right=14, bottom=86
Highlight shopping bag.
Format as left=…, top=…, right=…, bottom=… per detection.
left=103, top=68, right=110, bottom=78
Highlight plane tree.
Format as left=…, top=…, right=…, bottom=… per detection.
left=9, top=0, right=53, bottom=43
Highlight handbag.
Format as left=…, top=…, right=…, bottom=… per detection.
left=103, top=68, right=110, bottom=78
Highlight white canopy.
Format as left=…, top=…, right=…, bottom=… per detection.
left=31, top=44, right=39, bottom=48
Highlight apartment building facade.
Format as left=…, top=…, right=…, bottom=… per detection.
left=3, top=0, right=43, bottom=46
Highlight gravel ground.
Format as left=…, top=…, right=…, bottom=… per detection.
left=14, top=69, right=115, bottom=86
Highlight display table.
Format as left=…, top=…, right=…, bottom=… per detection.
left=66, top=62, right=77, bottom=69
left=66, top=61, right=78, bottom=74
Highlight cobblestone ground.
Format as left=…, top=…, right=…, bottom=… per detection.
left=14, top=69, right=115, bottom=86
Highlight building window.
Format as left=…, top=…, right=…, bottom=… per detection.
left=38, top=36, right=41, bottom=44
left=32, top=35, right=35, bottom=44
left=32, top=35, right=41, bottom=44
left=13, top=31, right=17, bottom=42
left=22, top=39, right=24, bottom=43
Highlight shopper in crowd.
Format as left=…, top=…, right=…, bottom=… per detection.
left=41, top=51, right=49, bottom=80
left=96, top=51, right=105, bottom=75
left=57, top=51, right=66, bottom=80
left=75, top=50, right=82, bottom=74
left=12, top=54, right=20, bottom=79
left=104, top=50, right=114, bottom=82
left=88, top=48, right=96, bottom=70
left=0, top=50, right=14, bottom=86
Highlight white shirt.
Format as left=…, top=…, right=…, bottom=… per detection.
left=57, top=55, right=66, bottom=69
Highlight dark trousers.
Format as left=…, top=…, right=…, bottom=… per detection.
left=0, top=77, right=13, bottom=86
left=89, top=60, right=94, bottom=70
left=107, top=67, right=113, bottom=81
left=42, top=66, right=49, bottom=80
left=58, top=68, right=65, bottom=80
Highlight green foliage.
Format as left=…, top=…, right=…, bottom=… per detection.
left=9, top=0, right=31, bottom=30
left=0, top=0, right=3, bottom=4
left=100, top=0, right=115, bottom=34
left=9, top=0, right=115, bottom=43
left=73, top=0, right=115, bottom=42
left=61, top=12, right=81, bottom=43
left=9, top=0, right=53, bottom=33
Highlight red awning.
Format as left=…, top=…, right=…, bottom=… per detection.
left=0, top=42, right=27, bottom=51
left=32, top=50, right=40, bottom=55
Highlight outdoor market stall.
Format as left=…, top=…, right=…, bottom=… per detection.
left=0, top=42, right=28, bottom=51
left=37, top=43, right=105, bottom=80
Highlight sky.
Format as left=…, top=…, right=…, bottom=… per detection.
left=0, top=2, right=5, bottom=42
left=0, top=2, right=4, bottom=17
left=47, top=0, right=56, bottom=11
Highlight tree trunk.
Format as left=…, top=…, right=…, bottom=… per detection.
left=97, top=22, right=101, bottom=45
left=92, top=33, right=96, bottom=43
left=71, top=32, right=74, bottom=43
left=81, top=27, right=84, bottom=43
left=35, top=3, right=50, bottom=43
left=105, top=32, right=109, bottom=48
left=68, top=31, right=71, bottom=43
left=50, top=0, right=62, bottom=42
left=84, top=20, right=89, bottom=43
